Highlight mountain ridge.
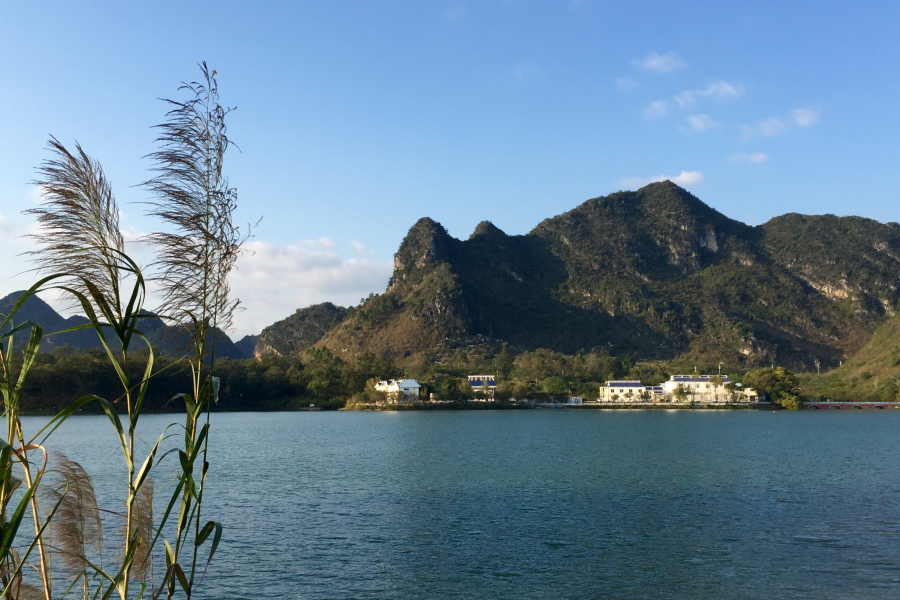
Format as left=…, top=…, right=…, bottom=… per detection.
left=5, top=182, right=899, bottom=372
left=315, top=182, right=900, bottom=369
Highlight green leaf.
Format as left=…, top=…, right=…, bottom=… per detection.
left=198, top=521, right=223, bottom=584
left=133, top=426, right=172, bottom=492
left=195, top=521, right=215, bottom=546
left=28, top=394, right=102, bottom=447
left=0, top=320, right=36, bottom=344
left=11, top=324, right=43, bottom=405
left=0, top=475, right=38, bottom=556
left=100, top=530, right=140, bottom=600
left=164, top=539, right=175, bottom=569
left=99, top=397, right=131, bottom=470
left=0, top=478, right=65, bottom=599
left=0, top=274, right=65, bottom=333
left=193, top=424, right=209, bottom=459
left=173, top=563, right=190, bottom=594
left=130, top=329, right=156, bottom=426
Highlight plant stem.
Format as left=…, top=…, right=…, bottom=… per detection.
left=15, top=428, right=51, bottom=600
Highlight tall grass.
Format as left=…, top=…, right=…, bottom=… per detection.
left=0, top=62, right=243, bottom=599
left=142, top=62, right=248, bottom=599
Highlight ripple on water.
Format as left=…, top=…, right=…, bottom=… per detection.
left=24, top=410, right=900, bottom=599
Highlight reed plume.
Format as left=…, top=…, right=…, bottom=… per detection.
left=26, top=138, right=158, bottom=600
left=41, top=452, right=102, bottom=599
left=26, top=138, right=127, bottom=317
left=142, top=62, right=248, bottom=344
left=143, top=62, right=236, bottom=599
left=126, top=478, right=153, bottom=583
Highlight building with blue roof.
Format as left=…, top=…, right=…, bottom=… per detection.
left=468, top=375, right=498, bottom=399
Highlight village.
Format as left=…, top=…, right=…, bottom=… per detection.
left=371, top=373, right=762, bottom=407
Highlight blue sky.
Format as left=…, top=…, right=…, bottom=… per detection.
left=1, top=1, right=898, bottom=335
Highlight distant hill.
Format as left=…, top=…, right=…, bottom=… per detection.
left=255, top=303, right=347, bottom=357
left=801, top=311, right=900, bottom=401
left=0, top=292, right=106, bottom=351
left=0, top=291, right=249, bottom=359
left=310, top=182, right=900, bottom=369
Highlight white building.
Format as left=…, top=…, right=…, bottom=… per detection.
left=468, top=375, right=497, bottom=399
left=661, top=375, right=757, bottom=403
left=598, top=380, right=667, bottom=403
left=374, top=379, right=422, bottom=403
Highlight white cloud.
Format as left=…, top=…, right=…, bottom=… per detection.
left=792, top=107, right=820, bottom=127
left=643, top=100, right=671, bottom=119
left=351, top=240, right=375, bottom=257
left=228, top=238, right=392, bottom=337
left=742, top=117, right=788, bottom=138
left=685, top=114, right=722, bottom=132
left=674, top=81, right=743, bottom=108
left=632, top=51, right=686, bottom=74
left=618, top=170, right=705, bottom=189
left=733, top=153, right=769, bottom=164
left=616, top=77, right=638, bottom=91
left=742, top=107, right=819, bottom=138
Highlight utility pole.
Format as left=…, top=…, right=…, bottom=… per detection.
left=718, top=362, right=723, bottom=375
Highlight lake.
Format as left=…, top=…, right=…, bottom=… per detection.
left=26, top=410, right=900, bottom=599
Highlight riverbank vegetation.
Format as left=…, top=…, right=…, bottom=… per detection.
left=11, top=341, right=811, bottom=411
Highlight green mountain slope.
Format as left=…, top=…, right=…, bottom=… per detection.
left=255, top=303, right=348, bottom=357
left=317, top=182, right=900, bottom=368
left=800, top=311, right=900, bottom=401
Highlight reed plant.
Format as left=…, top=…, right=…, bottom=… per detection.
left=0, top=62, right=244, bottom=599
left=142, top=62, right=247, bottom=599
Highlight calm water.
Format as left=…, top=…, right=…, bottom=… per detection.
left=25, top=410, right=900, bottom=599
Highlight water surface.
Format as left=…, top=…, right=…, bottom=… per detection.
left=29, top=410, right=900, bottom=599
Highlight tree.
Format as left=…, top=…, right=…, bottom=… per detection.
left=541, top=376, right=569, bottom=397
left=744, top=367, right=802, bottom=410
left=493, top=343, right=514, bottom=380
left=673, top=384, right=688, bottom=403
left=621, top=354, right=635, bottom=374
left=709, top=375, right=723, bottom=402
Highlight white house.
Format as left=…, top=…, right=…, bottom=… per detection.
left=598, top=380, right=666, bottom=403
left=374, top=379, right=422, bottom=403
left=468, top=375, right=497, bottom=399
left=661, top=375, right=757, bottom=403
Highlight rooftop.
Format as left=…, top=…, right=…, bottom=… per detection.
left=670, top=375, right=731, bottom=382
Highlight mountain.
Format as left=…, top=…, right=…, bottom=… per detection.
left=255, top=303, right=347, bottom=357
left=0, top=292, right=104, bottom=351
left=7, top=182, right=900, bottom=372
left=800, top=310, right=900, bottom=401
left=234, top=335, right=260, bottom=357
left=314, top=182, right=900, bottom=369
left=0, top=291, right=249, bottom=359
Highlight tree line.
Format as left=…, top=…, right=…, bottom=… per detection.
left=14, top=342, right=804, bottom=411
